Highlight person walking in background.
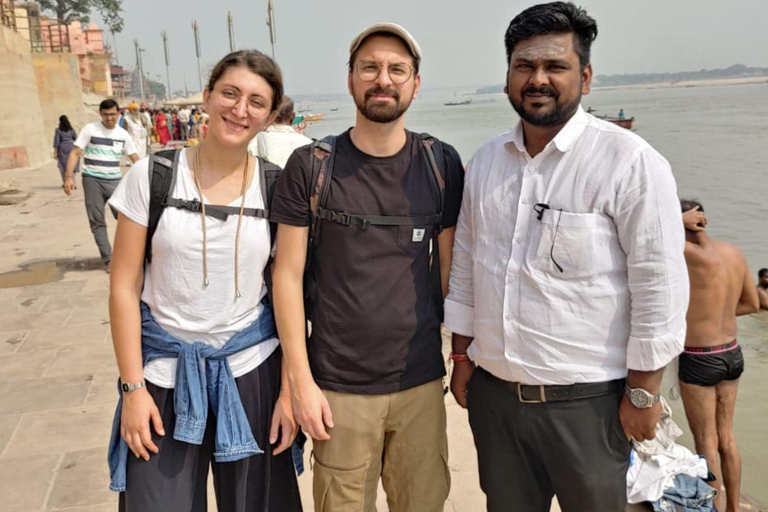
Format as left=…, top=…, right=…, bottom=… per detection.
left=178, top=106, right=191, bottom=140
left=171, top=110, right=181, bottom=141
left=63, top=99, right=139, bottom=271
left=248, top=95, right=311, bottom=167
left=106, top=49, right=302, bottom=512
left=445, top=3, right=689, bottom=511
left=53, top=115, right=79, bottom=184
left=190, top=109, right=202, bottom=139
left=757, top=268, right=768, bottom=310
left=679, top=201, right=759, bottom=512
left=123, top=103, right=148, bottom=159
left=140, top=106, right=154, bottom=142
left=154, top=109, right=171, bottom=146
left=272, top=22, right=464, bottom=512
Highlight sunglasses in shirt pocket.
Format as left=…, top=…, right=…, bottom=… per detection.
left=529, top=209, right=601, bottom=279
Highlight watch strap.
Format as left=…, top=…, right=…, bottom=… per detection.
left=121, top=380, right=146, bottom=393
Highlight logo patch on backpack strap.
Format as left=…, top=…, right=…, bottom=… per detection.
left=412, top=228, right=426, bottom=242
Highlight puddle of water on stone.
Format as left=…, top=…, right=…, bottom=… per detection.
left=0, top=189, right=29, bottom=206
left=0, top=258, right=105, bottom=289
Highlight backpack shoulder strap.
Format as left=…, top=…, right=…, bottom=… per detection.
left=256, top=156, right=283, bottom=307
left=256, top=156, right=282, bottom=212
left=419, top=133, right=446, bottom=219
left=145, top=148, right=181, bottom=263
left=418, top=133, right=448, bottom=321
left=308, top=135, right=337, bottom=246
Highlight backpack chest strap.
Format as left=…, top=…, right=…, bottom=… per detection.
left=316, top=207, right=442, bottom=229
left=165, top=197, right=269, bottom=221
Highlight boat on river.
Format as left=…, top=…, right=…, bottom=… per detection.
left=599, top=116, right=634, bottom=130
left=445, top=97, right=472, bottom=106
left=303, top=113, right=325, bottom=122
left=587, top=107, right=635, bottom=130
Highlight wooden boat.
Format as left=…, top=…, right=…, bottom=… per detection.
left=602, top=116, right=634, bottom=129
left=303, top=113, right=325, bottom=122
left=593, top=114, right=634, bottom=130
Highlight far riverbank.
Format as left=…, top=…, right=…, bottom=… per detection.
left=592, top=75, right=768, bottom=92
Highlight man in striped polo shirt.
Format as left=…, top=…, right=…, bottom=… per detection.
left=64, top=99, right=139, bottom=270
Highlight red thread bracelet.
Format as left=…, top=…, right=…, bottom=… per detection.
left=450, top=353, right=471, bottom=362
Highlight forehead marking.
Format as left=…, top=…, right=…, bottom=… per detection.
left=513, top=41, right=567, bottom=61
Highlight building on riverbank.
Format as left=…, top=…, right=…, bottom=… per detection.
left=0, top=0, right=110, bottom=171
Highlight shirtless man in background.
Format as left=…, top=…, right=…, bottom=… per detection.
left=757, top=268, right=768, bottom=310
left=679, top=199, right=759, bottom=512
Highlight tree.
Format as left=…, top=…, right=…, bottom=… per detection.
left=147, top=79, right=166, bottom=100
left=38, top=0, right=124, bottom=33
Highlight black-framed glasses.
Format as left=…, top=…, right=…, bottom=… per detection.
left=355, top=60, right=414, bottom=84
left=533, top=203, right=564, bottom=273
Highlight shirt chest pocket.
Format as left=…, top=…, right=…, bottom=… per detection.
left=529, top=210, right=609, bottom=279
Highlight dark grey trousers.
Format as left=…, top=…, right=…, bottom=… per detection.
left=82, top=174, right=119, bottom=263
left=119, top=350, right=303, bottom=512
left=467, top=367, right=630, bottom=512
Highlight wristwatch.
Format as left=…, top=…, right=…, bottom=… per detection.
left=121, top=380, right=146, bottom=394
left=625, top=385, right=661, bottom=409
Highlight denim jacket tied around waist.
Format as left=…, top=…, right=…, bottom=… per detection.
left=107, top=301, right=303, bottom=492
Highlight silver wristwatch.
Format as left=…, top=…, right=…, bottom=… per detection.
left=121, top=380, right=146, bottom=394
left=625, top=385, right=660, bottom=409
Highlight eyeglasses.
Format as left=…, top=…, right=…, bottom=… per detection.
left=214, top=88, right=271, bottom=118
left=533, top=203, right=564, bottom=273
left=356, top=60, right=414, bottom=84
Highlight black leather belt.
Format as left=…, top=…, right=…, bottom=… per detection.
left=483, top=369, right=623, bottom=403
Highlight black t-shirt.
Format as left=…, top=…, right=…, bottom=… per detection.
left=271, top=129, right=464, bottom=394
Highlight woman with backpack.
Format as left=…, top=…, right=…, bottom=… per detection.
left=106, top=50, right=302, bottom=512
left=53, top=115, right=79, bottom=183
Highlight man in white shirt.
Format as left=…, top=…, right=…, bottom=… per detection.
left=123, top=102, right=148, bottom=158
left=247, top=96, right=311, bottom=168
left=178, top=106, right=191, bottom=140
left=64, top=99, right=139, bottom=270
left=445, top=3, right=689, bottom=512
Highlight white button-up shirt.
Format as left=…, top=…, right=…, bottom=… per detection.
left=444, top=106, right=689, bottom=385
left=248, top=124, right=312, bottom=168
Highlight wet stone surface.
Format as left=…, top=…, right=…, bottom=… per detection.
left=0, top=258, right=105, bottom=289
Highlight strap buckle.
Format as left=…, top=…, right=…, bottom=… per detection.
left=517, top=384, right=547, bottom=404
left=188, top=198, right=202, bottom=213
left=331, top=211, right=351, bottom=225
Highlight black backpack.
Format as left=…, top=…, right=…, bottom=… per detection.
left=144, top=148, right=282, bottom=300
left=304, top=133, right=447, bottom=321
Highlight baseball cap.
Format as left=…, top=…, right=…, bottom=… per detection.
left=349, top=22, right=422, bottom=61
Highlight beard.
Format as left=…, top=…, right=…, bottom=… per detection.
left=509, top=84, right=581, bottom=127
left=354, top=85, right=412, bottom=123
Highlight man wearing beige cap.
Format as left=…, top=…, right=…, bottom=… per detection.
left=272, top=22, right=464, bottom=512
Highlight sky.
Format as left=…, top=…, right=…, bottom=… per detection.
left=101, top=0, right=768, bottom=97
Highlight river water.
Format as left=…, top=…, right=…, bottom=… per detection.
left=305, top=82, right=768, bottom=503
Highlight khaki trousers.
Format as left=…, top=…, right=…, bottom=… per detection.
left=312, top=379, right=450, bottom=512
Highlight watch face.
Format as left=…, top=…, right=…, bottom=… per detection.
left=631, top=389, right=650, bottom=408
left=121, top=382, right=130, bottom=392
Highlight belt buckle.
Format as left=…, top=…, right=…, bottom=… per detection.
left=517, top=384, right=547, bottom=404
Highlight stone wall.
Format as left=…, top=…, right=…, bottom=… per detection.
left=0, top=25, right=48, bottom=170
left=31, top=52, right=88, bottom=138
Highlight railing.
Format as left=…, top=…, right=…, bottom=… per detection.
left=0, top=0, right=17, bottom=31
left=11, top=3, right=71, bottom=53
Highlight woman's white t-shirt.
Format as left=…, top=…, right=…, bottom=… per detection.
left=109, top=150, right=279, bottom=388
